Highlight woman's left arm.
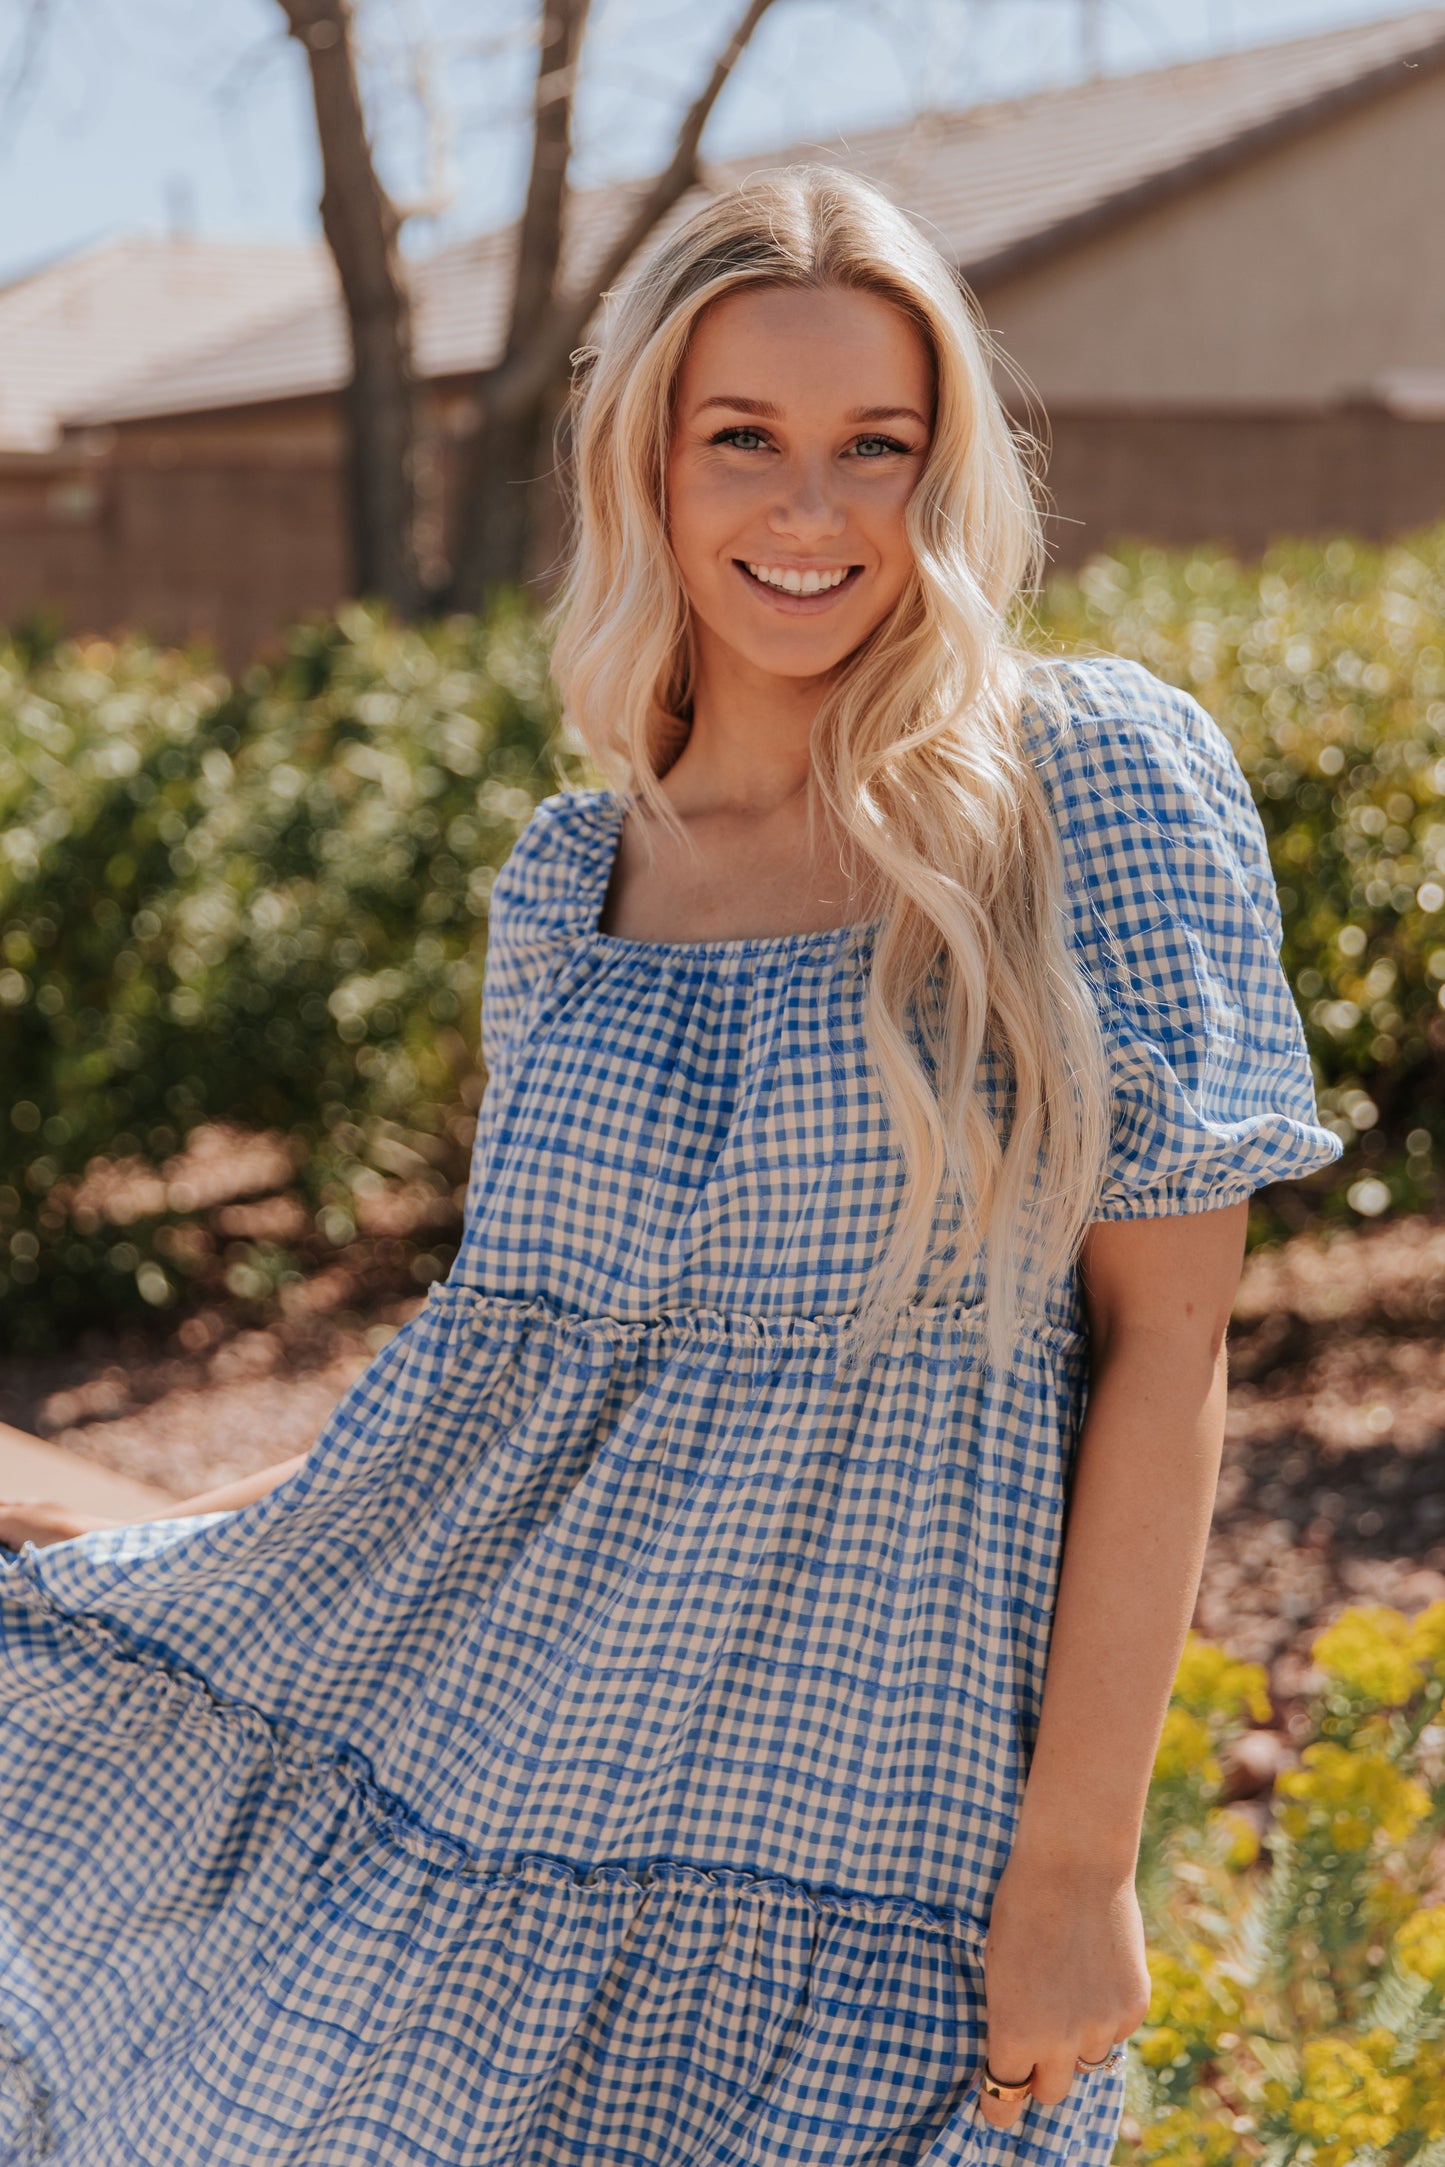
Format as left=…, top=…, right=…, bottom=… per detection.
left=975, top=1199, right=1249, bottom=2131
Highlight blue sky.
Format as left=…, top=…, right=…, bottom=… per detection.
left=0, top=0, right=1434, bottom=283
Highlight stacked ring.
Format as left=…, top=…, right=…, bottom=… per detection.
left=1075, top=2045, right=1127, bottom=2075
left=980, top=2063, right=1033, bottom=2102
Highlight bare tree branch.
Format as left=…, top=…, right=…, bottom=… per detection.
left=375, top=0, right=456, bottom=223
left=507, top=0, right=592, bottom=355
left=442, top=0, right=787, bottom=608
left=586, top=0, right=781, bottom=293
left=443, top=0, right=785, bottom=609
left=0, top=0, right=56, bottom=133
left=491, top=0, right=783, bottom=425
left=277, top=0, right=423, bottom=614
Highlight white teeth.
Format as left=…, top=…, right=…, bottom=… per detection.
left=745, top=563, right=850, bottom=595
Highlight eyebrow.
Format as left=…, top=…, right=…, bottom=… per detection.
left=694, top=395, right=930, bottom=429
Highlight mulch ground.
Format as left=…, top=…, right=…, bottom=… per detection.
left=3, top=1194, right=1443, bottom=1718
left=1200, top=1215, right=1445, bottom=1711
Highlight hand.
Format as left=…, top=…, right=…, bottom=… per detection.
left=975, top=1846, right=1150, bottom=2132
left=0, top=1498, right=122, bottom=1551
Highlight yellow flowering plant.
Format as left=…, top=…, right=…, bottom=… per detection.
left=1139, top=1635, right=1272, bottom=1879
left=1116, top=1605, right=1445, bottom=2165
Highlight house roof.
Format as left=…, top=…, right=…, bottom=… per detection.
left=60, top=225, right=525, bottom=433
left=764, top=4, right=1445, bottom=285
left=0, top=237, right=335, bottom=453
left=63, top=6, right=1445, bottom=429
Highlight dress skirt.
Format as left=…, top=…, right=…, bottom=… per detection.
left=0, top=658, right=1342, bottom=2163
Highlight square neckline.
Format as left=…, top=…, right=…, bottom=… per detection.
left=585, top=789, right=880, bottom=956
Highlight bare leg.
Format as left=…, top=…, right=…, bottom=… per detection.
left=0, top=1451, right=311, bottom=1551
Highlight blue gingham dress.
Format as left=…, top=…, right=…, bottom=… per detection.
left=0, top=657, right=1341, bottom=2166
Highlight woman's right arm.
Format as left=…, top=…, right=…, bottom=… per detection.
left=0, top=1450, right=311, bottom=1551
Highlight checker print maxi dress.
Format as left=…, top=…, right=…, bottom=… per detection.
left=1, top=658, right=1341, bottom=2166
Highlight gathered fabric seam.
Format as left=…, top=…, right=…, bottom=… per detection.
left=2, top=1566, right=989, bottom=1947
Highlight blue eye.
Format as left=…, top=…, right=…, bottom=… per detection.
left=711, top=426, right=770, bottom=451
left=853, top=435, right=910, bottom=458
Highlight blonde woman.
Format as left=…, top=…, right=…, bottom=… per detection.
left=0, top=169, right=1340, bottom=2165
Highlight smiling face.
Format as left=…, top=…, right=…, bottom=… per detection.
left=664, top=282, right=934, bottom=697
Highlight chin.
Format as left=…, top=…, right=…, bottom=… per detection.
left=745, top=650, right=852, bottom=687
left=747, top=626, right=870, bottom=675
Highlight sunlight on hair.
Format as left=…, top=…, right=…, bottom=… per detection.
left=550, top=165, right=1111, bottom=1374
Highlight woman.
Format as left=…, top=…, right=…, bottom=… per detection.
left=0, top=168, right=1340, bottom=2164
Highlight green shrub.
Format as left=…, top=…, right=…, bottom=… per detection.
left=0, top=599, right=578, bottom=1349
left=1035, top=530, right=1445, bottom=1229
left=1123, top=1606, right=1445, bottom=2163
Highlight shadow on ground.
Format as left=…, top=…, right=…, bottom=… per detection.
left=1199, top=1213, right=1445, bottom=1711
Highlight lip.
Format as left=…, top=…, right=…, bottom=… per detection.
left=733, top=560, right=864, bottom=613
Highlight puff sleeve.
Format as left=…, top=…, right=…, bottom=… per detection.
left=479, top=791, right=595, bottom=1086
left=1029, top=657, right=1344, bottom=1220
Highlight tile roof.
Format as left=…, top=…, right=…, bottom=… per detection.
left=60, top=7, right=1445, bottom=429
left=0, top=238, right=335, bottom=452
left=52, top=226, right=527, bottom=435
left=751, top=5, right=1445, bottom=282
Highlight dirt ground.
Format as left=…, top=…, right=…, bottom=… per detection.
left=3, top=1199, right=1443, bottom=1716
left=1200, top=1213, right=1445, bottom=1707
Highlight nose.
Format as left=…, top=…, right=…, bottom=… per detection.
left=767, top=453, right=847, bottom=545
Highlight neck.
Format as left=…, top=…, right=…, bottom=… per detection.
left=665, top=629, right=832, bottom=815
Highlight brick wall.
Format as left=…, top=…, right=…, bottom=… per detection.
left=107, top=455, right=348, bottom=664
left=0, top=453, right=121, bottom=639
left=0, top=398, right=350, bottom=668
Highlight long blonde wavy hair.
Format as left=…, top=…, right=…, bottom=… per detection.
left=549, top=165, right=1110, bottom=1372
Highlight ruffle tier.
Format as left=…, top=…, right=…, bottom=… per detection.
left=0, top=1567, right=1121, bottom=2165
left=8, top=1284, right=1089, bottom=1924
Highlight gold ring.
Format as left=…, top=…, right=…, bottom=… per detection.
left=981, top=2062, right=1034, bottom=2102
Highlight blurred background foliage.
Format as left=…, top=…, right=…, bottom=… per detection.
left=0, top=599, right=578, bottom=1349
left=1042, top=527, right=1445, bottom=1229
left=1125, top=1604, right=1445, bottom=2164
left=5, top=525, right=1445, bottom=1349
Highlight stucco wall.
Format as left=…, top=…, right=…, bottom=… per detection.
left=1039, top=406, right=1445, bottom=567
left=981, top=67, right=1445, bottom=408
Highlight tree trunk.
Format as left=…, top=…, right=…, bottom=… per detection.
left=442, top=0, right=781, bottom=615
left=443, top=0, right=590, bottom=612
left=451, top=390, right=568, bottom=601
left=279, top=0, right=423, bottom=618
